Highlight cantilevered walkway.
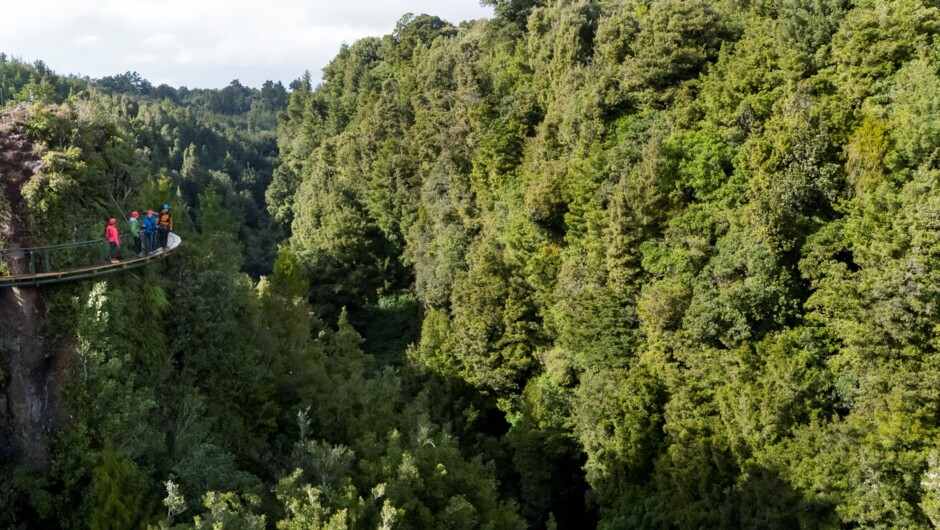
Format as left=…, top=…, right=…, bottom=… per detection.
left=0, top=233, right=181, bottom=288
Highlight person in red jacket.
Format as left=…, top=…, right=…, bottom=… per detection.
left=106, top=218, right=120, bottom=264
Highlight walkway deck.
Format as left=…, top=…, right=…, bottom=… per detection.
left=0, top=233, right=181, bottom=288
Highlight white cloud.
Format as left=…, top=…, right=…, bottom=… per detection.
left=73, top=34, right=101, bottom=48
left=140, top=33, right=183, bottom=50
left=0, top=0, right=492, bottom=88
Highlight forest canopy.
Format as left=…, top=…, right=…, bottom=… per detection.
left=4, top=0, right=940, bottom=528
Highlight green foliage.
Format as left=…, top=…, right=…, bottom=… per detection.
left=12, top=0, right=940, bottom=528
left=626, top=0, right=729, bottom=103
left=89, top=446, right=150, bottom=530
left=274, top=471, right=354, bottom=530
left=193, top=492, right=266, bottom=530
left=266, top=0, right=940, bottom=527
left=0, top=57, right=85, bottom=106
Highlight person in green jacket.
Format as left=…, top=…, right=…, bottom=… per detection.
left=129, top=211, right=142, bottom=257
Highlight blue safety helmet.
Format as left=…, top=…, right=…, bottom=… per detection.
left=163, top=204, right=169, bottom=210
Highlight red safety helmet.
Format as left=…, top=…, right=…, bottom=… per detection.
left=108, top=218, right=116, bottom=225
left=131, top=211, right=138, bottom=218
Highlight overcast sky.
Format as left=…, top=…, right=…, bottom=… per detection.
left=0, top=1, right=492, bottom=89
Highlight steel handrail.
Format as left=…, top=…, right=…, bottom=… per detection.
left=0, top=237, right=123, bottom=254
left=1, top=234, right=150, bottom=275
left=0, top=232, right=180, bottom=287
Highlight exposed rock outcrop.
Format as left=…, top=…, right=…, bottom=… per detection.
left=0, top=105, right=56, bottom=471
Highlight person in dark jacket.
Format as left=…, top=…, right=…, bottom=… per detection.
left=105, top=218, right=120, bottom=263
left=158, top=205, right=173, bottom=251
left=143, top=210, right=157, bottom=253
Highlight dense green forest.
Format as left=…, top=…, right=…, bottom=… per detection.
left=4, top=0, right=940, bottom=527
left=0, top=54, right=284, bottom=276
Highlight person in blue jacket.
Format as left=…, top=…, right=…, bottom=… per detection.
left=143, top=209, right=158, bottom=253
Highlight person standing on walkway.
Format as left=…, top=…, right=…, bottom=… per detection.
left=158, top=205, right=174, bottom=251
left=143, top=210, right=157, bottom=253
left=129, top=211, right=142, bottom=257
left=106, top=218, right=120, bottom=264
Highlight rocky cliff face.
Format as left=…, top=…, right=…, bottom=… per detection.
left=0, top=105, right=57, bottom=471
left=0, top=288, right=52, bottom=470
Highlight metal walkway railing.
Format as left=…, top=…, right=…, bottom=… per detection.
left=0, top=232, right=181, bottom=288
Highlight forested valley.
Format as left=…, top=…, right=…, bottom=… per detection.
left=4, top=0, right=940, bottom=528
